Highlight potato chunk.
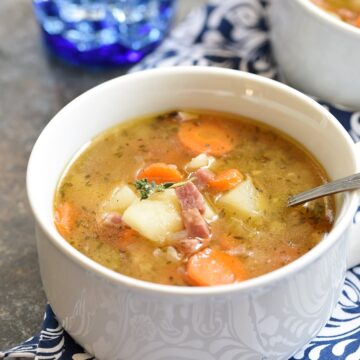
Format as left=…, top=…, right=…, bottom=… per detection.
left=186, top=153, right=215, bottom=171
left=218, top=178, right=262, bottom=217
left=122, top=197, right=183, bottom=244
left=150, top=189, right=181, bottom=211
left=203, top=199, right=217, bottom=222
left=102, top=184, right=138, bottom=214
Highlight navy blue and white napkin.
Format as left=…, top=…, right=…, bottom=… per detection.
left=2, top=0, right=360, bottom=359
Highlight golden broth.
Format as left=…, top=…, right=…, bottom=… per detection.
left=312, top=0, right=360, bottom=27
left=54, top=111, right=335, bottom=286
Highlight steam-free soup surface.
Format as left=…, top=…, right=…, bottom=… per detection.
left=311, top=0, right=360, bottom=27
left=54, top=111, right=334, bottom=286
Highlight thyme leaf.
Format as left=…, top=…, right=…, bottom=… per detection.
left=134, top=178, right=195, bottom=200
left=134, top=179, right=175, bottom=199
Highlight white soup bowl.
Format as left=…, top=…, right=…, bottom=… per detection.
left=27, top=67, right=360, bottom=360
left=268, top=0, right=360, bottom=109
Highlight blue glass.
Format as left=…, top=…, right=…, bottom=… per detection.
left=32, top=0, right=175, bottom=67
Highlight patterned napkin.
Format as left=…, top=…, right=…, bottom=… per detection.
left=2, top=0, right=360, bottom=359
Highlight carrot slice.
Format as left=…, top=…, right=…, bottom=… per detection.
left=209, top=169, right=244, bottom=191
left=54, top=202, right=77, bottom=237
left=186, top=248, right=248, bottom=286
left=356, top=16, right=360, bottom=28
left=178, top=120, right=233, bottom=156
left=137, top=163, right=183, bottom=184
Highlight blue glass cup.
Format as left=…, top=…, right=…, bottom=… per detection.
left=32, top=0, right=175, bottom=67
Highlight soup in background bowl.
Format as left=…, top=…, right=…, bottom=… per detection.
left=26, top=67, right=360, bottom=360
left=54, top=110, right=335, bottom=286
left=269, top=0, right=360, bottom=109
left=311, top=0, right=360, bottom=27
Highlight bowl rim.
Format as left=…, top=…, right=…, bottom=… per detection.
left=27, top=66, right=360, bottom=297
left=296, top=0, right=360, bottom=36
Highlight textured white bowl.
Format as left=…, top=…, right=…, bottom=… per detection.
left=269, top=0, right=360, bottom=109
left=27, top=67, right=360, bottom=359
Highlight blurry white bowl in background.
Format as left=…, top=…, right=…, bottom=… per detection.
left=268, top=0, right=360, bottom=109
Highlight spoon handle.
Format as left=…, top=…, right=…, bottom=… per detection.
left=288, top=173, right=360, bottom=207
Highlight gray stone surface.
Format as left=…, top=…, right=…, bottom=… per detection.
left=0, top=0, right=205, bottom=351
left=0, top=0, right=123, bottom=350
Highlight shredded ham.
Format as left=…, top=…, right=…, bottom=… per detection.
left=193, top=168, right=215, bottom=191
left=175, top=182, right=209, bottom=239
left=181, top=208, right=209, bottom=239
left=174, top=237, right=209, bottom=258
left=175, top=182, right=206, bottom=214
left=101, top=212, right=123, bottom=227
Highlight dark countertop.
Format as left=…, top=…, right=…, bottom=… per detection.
left=0, top=0, right=204, bottom=350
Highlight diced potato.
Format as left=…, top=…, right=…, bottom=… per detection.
left=154, top=188, right=217, bottom=223
left=154, top=187, right=217, bottom=223
left=150, top=189, right=181, bottom=211
left=122, top=199, right=183, bottom=244
left=203, top=199, right=218, bottom=222
left=102, top=184, right=138, bottom=214
left=185, top=153, right=215, bottom=171
left=178, top=111, right=199, bottom=121
left=218, top=178, right=262, bottom=217
left=166, top=246, right=182, bottom=262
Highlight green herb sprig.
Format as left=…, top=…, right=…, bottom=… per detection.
left=134, top=178, right=195, bottom=200
left=134, top=179, right=173, bottom=200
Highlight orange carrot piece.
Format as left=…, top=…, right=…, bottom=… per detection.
left=54, top=202, right=77, bottom=237
left=178, top=120, right=233, bottom=156
left=356, top=16, right=360, bottom=28
left=137, top=162, right=183, bottom=184
left=186, top=248, right=247, bottom=286
left=209, top=169, right=244, bottom=191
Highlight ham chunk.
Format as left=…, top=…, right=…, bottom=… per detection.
left=181, top=208, right=209, bottom=239
left=175, top=182, right=206, bottom=214
left=100, top=212, right=123, bottom=227
left=193, top=168, right=215, bottom=191
left=174, top=237, right=209, bottom=257
left=175, top=182, right=210, bottom=239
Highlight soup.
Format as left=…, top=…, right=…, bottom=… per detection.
left=54, top=111, right=335, bottom=286
left=311, top=0, right=360, bottom=27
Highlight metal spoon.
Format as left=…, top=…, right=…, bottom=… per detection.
left=288, top=173, right=360, bottom=207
